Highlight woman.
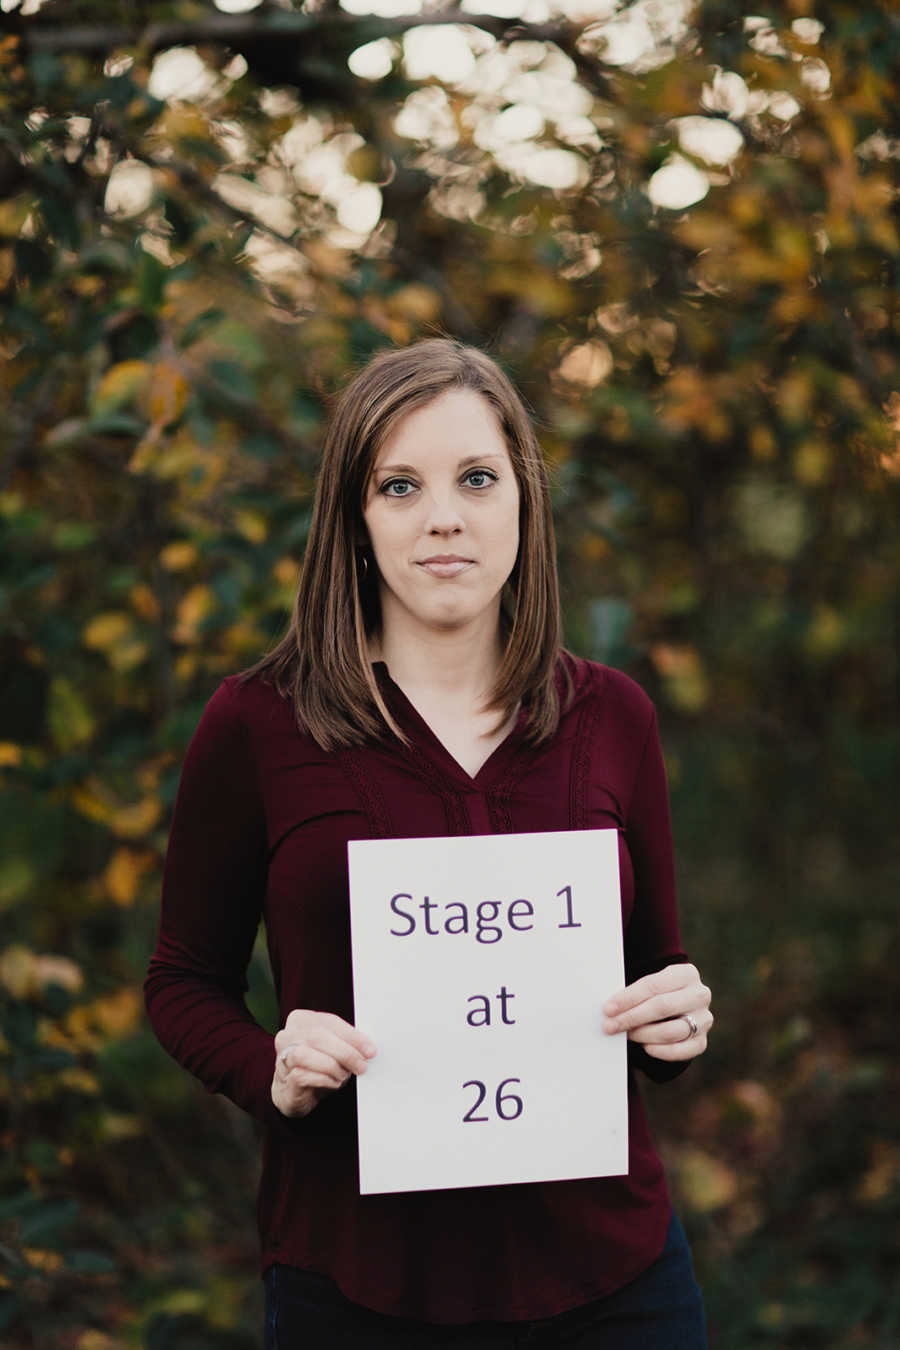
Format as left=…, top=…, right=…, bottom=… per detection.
left=145, top=338, right=713, bottom=1348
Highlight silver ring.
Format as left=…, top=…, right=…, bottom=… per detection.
left=683, top=1014, right=699, bottom=1040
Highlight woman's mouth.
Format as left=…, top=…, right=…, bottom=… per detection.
left=416, top=556, right=475, bottom=578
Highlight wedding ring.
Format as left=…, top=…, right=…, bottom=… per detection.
left=683, top=1014, right=699, bottom=1039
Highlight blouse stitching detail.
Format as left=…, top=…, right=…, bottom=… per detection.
left=336, top=748, right=394, bottom=838
left=570, top=696, right=601, bottom=830
left=486, top=745, right=539, bottom=834
left=394, top=740, right=472, bottom=835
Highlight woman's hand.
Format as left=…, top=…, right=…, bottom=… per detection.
left=272, top=1010, right=377, bottom=1118
left=602, top=964, right=712, bottom=1061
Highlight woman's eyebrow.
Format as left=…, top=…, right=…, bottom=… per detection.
left=372, top=462, right=417, bottom=477
left=374, top=452, right=506, bottom=475
left=457, top=453, right=506, bottom=468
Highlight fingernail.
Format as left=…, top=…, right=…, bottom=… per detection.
left=603, top=1000, right=618, bottom=1015
left=603, top=1018, right=620, bottom=1034
left=362, top=1041, right=376, bottom=1057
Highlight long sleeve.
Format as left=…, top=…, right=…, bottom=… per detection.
left=624, top=705, right=691, bottom=1084
left=144, top=679, right=282, bottom=1128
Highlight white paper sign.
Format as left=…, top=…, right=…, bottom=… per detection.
left=348, top=829, right=627, bottom=1195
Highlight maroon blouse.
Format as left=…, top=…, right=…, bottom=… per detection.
left=144, top=653, right=689, bottom=1323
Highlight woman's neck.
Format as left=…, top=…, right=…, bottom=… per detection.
left=372, top=617, right=504, bottom=708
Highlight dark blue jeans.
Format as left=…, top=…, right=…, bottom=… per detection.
left=263, top=1213, right=707, bottom=1348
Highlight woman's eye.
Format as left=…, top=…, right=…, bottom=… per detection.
left=382, top=478, right=415, bottom=497
left=464, top=469, right=497, bottom=489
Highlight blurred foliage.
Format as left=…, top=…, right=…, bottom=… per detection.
left=0, top=0, right=898, bottom=1345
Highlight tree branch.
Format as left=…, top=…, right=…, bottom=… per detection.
left=15, top=10, right=612, bottom=97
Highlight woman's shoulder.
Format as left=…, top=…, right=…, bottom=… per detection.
left=558, top=651, right=656, bottom=725
left=202, top=668, right=299, bottom=740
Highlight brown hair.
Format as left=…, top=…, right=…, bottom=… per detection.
left=242, top=338, right=564, bottom=747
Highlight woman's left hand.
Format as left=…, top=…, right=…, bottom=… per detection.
left=603, top=963, right=712, bottom=1061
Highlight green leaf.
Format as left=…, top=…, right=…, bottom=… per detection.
left=65, top=1249, right=117, bottom=1275
left=18, top=1197, right=80, bottom=1244
left=47, top=677, right=95, bottom=752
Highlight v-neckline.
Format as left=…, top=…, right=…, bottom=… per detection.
left=372, top=662, right=528, bottom=790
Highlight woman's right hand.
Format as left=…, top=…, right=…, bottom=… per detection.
left=272, top=1010, right=377, bottom=1119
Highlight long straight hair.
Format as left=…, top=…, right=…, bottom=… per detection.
left=241, top=339, right=564, bottom=747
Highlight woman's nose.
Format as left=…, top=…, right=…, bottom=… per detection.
left=423, top=492, right=465, bottom=535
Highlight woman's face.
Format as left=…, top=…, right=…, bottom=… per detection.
left=362, top=388, right=520, bottom=642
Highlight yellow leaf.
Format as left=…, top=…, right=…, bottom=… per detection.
left=78, top=1332, right=123, bottom=1350
left=155, top=104, right=213, bottom=151
left=772, top=224, right=811, bottom=279
left=387, top=284, right=442, bottom=323
left=82, top=612, right=147, bottom=672
left=24, top=1249, right=64, bottom=1273
left=64, top=1006, right=100, bottom=1053
left=160, top=540, right=198, bottom=571
left=83, top=611, right=132, bottom=651
left=677, top=1147, right=738, bottom=1212
left=109, top=797, right=161, bottom=839
left=92, top=361, right=150, bottom=416
left=346, top=145, right=382, bottom=181
left=0, top=945, right=39, bottom=999
left=72, top=274, right=104, bottom=298
left=272, top=557, right=299, bottom=587
left=0, top=742, right=22, bottom=767
left=131, top=433, right=221, bottom=485
left=0, top=195, right=33, bottom=237
left=581, top=535, right=611, bottom=563
left=71, top=783, right=114, bottom=827
left=58, top=1068, right=101, bottom=1095
left=172, top=584, right=215, bottom=645
left=650, top=644, right=710, bottom=713
left=111, top=639, right=149, bottom=673
left=130, top=583, right=161, bottom=622
left=793, top=440, right=831, bottom=485
left=776, top=370, right=813, bottom=423
left=91, top=988, right=142, bottom=1038
left=147, top=360, right=189, bottom=427
left=856, top=1139, right=900, bottom=1204
left=772, top=287, right=816, bottom=326
left=222, top=619, right=266, bottom=657
left=37, top=1017, right=75, bottom=1052
left=487, top=268, right=573, bottom=317
left=804, top=605, right=845, bottom=659
left=103, top=848, right=154, bottom=907
left=156, top=1290, right=207, bottom=1317
left=302, top=241, right=352, bottom=279
left=127, top=429, right=163, bottom=475
left=234, top=509, right=267, bottom=544
left=175, top=652, right=198, bottom=682
left=749, top=424, right=777, bottom=461
left=71, top=781, right=161, bottom=839
left=98, top=1112, right=144, bottom=1142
